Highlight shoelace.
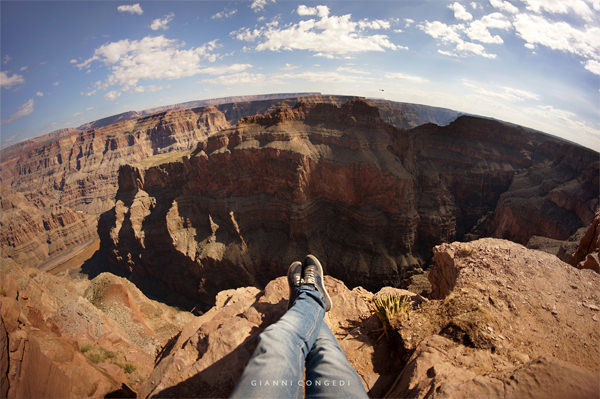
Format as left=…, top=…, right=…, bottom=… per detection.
left=303, top=266, right=317, bottom=285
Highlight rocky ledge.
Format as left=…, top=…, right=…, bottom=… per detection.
left=136, top=238, right=599, bottom=398
left=1, top=236, right=598, bottom=398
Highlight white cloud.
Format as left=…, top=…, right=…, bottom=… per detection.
left=282, top=63, right=299, bottom=70
left=523, top=104, right=600, bottom=150
left=449, top=2, right=473, bottom=21
left=53, top=81, right=60, bottom=86
left=117, top=3, right=143, bottom=15
left=297, top=5, right=329, bottom=17
left=36, top=91, right=44, bottom=97
left=418, top=20, right=497, bottom=59
left=134, top=84, right=170, bottom=93
left=471, top=2, right=482, bottom=9
left=203, top=72, right=267, bottom=85
left=584, top=59, right=600, bottom=75
left=513, top=13, right=600, bottom=60
left=404, top=18, right=415, bottom=27
left=278, top=70, right=366, bottom=83
left=489, top=0, right=519, bottom=13
left=466, top=13, right=512, bottom=44
left=0, top=71, right=24, bottom=89
left=104, top=90, right=121, bottom=101
left=358, top=19, right=391, bottom=30
left=337, top=66, right=371, bottom=75
left=212, top=9, right=237, bottom=19
left=150, top=12, right=174, bottom=30
left=463, top=80, right=540, bottom=101
left=2, top=55, right=11, bottom=64
left=385, top=72, right=429, bottom=83
left=19, top=66, right=28, bottom=71
left=77, top=35, right=221, bottom=97
left=196, top=63, right=253, bottom=75
left=235, top=6, right=403, bottom=56
left=1, top=98, right=34, bottom=124
left=251, top=0, right=276, bottom=12
left=518, top=0, right=594, bottom=21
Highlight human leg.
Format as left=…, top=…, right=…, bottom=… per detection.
left=305, top=323, right=369, bottom=399
left=230, top=285, right=326, bottom=399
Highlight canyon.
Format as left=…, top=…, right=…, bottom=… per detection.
left=0, top=94, right=458, bottom=271
left=104, top=100, right=597, bottom=309
left=1, top=94, right=599, bottom=398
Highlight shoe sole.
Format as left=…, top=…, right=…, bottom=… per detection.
left=305, top=254, right=332, bottom=311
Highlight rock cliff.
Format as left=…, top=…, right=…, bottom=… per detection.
left=104, top=100, right=598, bottom=308
left=135, top=239, right=599, bottom=398
left=0, top=95, right=459, bottom=270
left=562, top=208, right=600, bottom=272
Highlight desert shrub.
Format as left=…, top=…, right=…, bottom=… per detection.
left=124, top=363, right=136, bottom=374
left=372, top=294, right=412, bottom=339
left=79, top=344, right=92, bottom=353
left=86, top=352, right=105, bottom=364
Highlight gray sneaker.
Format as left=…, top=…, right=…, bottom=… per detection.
left=302, top=255, right=332, bottom=312
left=287, top=261, right=303, bottom=309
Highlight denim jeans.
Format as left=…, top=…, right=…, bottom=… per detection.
left=230, top=285, right=368, bottom=399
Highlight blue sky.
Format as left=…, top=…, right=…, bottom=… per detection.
left=1, top=0, right=599, bottom=151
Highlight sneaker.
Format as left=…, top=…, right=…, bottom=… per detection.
left=287, top=261, right=303, bottom=309
left=302, top=255, right=332, bottom=312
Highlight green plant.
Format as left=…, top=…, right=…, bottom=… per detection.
left=80, top=344, right=92, bottom=353
left=102, top=348, right=116, bottom=359
left=86, top=352, right=104, bottom=364
left=124, top=363, right=136, bottom=374
left=372, top=294, right=412, bottom=340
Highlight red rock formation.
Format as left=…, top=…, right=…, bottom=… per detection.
left=139, top=238, right=599, bottom=398
left=566, top=208, right=600, bottom=272
left=0, top=263, right=194, bottom=397
left=0, top=106, right=230, bottom=269
left=104, top=100, right=598, bottom=309
left=385, top=238, right=600, bottom=398
left=1, top=94, right=456, bottom=270
left=0, top=185, right=97, bottom=268
left=137, top=276, right=411, bottom=398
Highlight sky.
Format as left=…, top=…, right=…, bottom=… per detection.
left=1, top=0, right=599, bottom=151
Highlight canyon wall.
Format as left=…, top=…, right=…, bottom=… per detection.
left=104, top=100, right=598, bottom=309
left=0, top=95, right=458, bottom=270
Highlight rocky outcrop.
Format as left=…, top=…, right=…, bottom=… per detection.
left=104, top=100, right=598, bottom=309
left=386, top=238, right=599, bottom=398
left=0, top=262, right=194, bottom=397
left=138, top=238, right=599, bottom=398
left=137, top=276, right=411, bottom=398
left=563, top=208, right=600, bottom=272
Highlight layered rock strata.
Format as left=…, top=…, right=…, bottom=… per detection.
left=0, top=95, right=458, bottom=270
left=105, top=100, right=598, bottom=308
left=0, top=262, right=194, bottom=397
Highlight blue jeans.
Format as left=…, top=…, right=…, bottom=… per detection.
left=230, top=286, right=369, bottom=399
